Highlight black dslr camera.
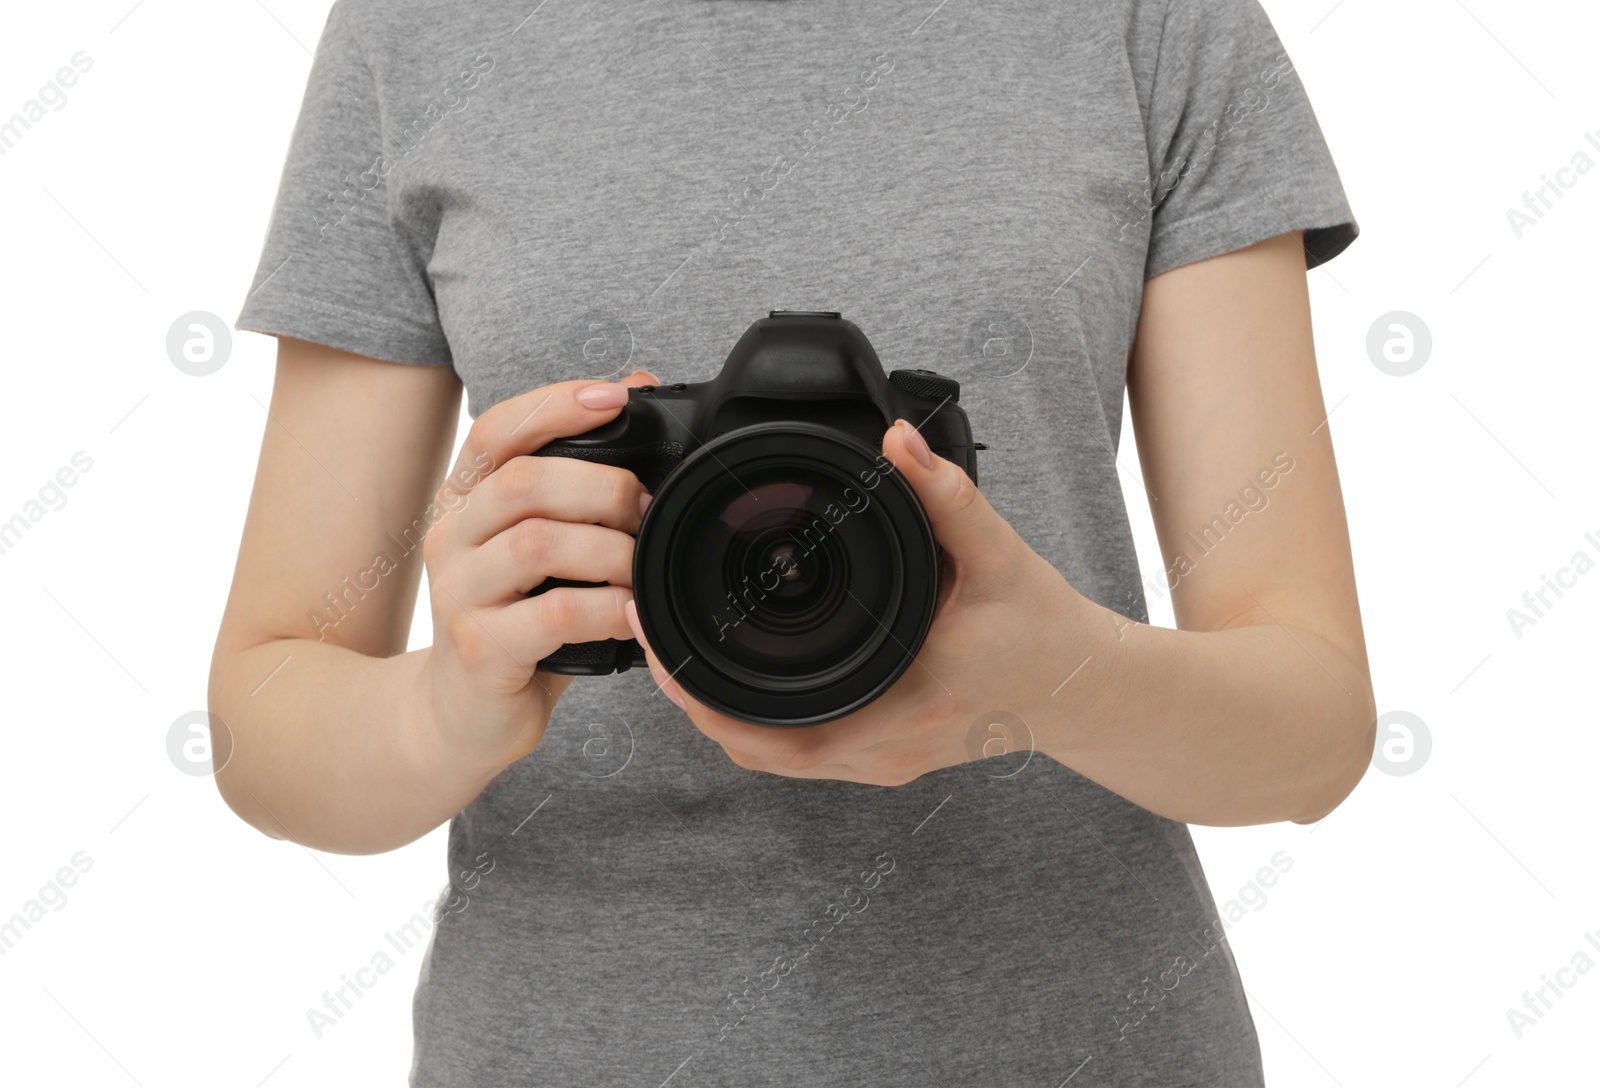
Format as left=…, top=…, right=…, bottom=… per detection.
left=533, top=311, right=978, bottom=727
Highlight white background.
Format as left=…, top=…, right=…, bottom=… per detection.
left=1, top=1, right=1596, bottom=1085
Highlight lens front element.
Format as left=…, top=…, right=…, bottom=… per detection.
left=678, top=461, right=899, bottom=688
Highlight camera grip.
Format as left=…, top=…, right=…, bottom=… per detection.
left=530, top=577, right=647, bottom=675
left=533, top=439, right=687, bottom=493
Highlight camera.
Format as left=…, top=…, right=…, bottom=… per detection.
left=531, top=310, right=979, bottom=727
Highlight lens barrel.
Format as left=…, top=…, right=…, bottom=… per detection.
left=633, top=422, right=940, bottom=726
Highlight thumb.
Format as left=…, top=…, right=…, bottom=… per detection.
left=621, top=369, right=661, bottom=387
left=881, top=419, right=1010, bottom=563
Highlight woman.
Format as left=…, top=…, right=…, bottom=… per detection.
left=212, top=0, right=1373, bottom=1082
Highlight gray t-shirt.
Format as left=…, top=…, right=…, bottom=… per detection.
left=237, top=0, right=1356, bottom=1083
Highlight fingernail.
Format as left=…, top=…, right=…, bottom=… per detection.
left=624, top=599, right=645, bottom=644
left=898, top=419, right=934, bottom=469
left=638, top=492, right=652, bottom=518
left=577, top=383, right=629, bottom=409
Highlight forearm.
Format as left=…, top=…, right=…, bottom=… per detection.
left=209, top=640, right=506, bottom=854
left=1041, top=593, right=1375, bottom=827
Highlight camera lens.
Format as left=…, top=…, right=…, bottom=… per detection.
left=633, top=423, right=940, bottom=727
left=676, top=462, right=896, bottom=686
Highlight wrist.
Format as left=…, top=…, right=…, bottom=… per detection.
left=1031, top=579, right=1129, bottom=760
left=396, top=649, right=516, bottom=791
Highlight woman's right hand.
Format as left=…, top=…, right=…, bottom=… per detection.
left=419, top=370, right=660, bottom=771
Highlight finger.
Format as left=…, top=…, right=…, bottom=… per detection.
left=459, top=518, right=636, bottom=603
left=445, top=455, right=648, bottom=546
left=624, top=600, right=687, bottom=710
left=449, top=584, right=637, bottom=672
left=447, top=369, right=661, bottom=487
left=882, top=419, right=1016, bottom=565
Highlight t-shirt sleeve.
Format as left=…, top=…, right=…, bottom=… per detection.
left=235, top=3, right=452, bottom=366
left=1140, top=0, right=1357, bottom=280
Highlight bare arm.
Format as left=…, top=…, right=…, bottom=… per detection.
left=622, top=231, right=1374, bottom=827
left=209, top=337, right=653, bottom=854
left=1056, top=230, right=1375, bottom=824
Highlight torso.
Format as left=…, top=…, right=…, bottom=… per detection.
left=336, top=0, right=1265, bottom=1081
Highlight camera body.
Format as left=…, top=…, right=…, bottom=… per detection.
left=533, top=310, right=978, bottom=726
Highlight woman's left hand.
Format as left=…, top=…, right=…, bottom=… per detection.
left=624, top=418, right=1095, bottom=786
